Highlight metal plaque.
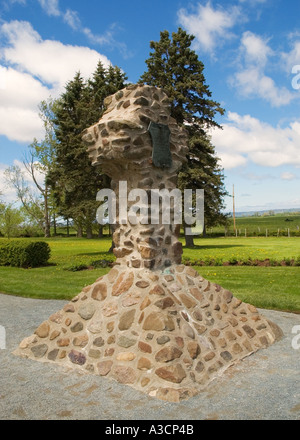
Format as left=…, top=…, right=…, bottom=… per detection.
left=148, top=121, right=172, bottom=168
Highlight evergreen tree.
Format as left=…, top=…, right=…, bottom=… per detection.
left=49, top=63, right=128, bottom=238
left=140, top=28, right=228, bottom=245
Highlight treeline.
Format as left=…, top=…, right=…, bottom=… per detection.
left=1, top=28, right=228, bottom=244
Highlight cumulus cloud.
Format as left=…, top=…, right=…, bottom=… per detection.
left=230, top=31, right=294, bottom=107
left=177, top=2, right=241, bottom=54
left=0, top=20, right=111, bottom=143
left=211, top=111, right=300, bottom=169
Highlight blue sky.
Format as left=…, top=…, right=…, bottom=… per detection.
left=0, top=0, right=300, bottom=213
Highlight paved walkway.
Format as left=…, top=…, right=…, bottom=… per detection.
left=0, top=293, right=299, bottom=420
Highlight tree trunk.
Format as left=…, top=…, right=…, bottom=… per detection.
left=44, top=187, right=51, bottom=238
left=184, top=233, right=195, bottom=248
left=53, top=213, right=57, bottom=236
left=77, top=225, right=83, bottom=238
left=108, top=224, right=115, bottom=253
left=86, top=224, right=93, bottom=239
left=66, top=218, right=70, bottom=237
left=98, top=225, right=103, bottom=238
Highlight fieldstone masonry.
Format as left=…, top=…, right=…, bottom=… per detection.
left=14, top=84, right=283, bottom=402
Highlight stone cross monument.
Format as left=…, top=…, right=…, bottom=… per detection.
left=14, top=84, right=282, bottom=403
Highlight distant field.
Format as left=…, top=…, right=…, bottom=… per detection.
left=0, top=235, right=299, bottom=312
left=210, top=213, right=300, bottom=236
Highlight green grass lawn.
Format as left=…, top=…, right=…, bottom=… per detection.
left=0, top=236, right=299, bottom=312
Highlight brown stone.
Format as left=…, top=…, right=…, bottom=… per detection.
left=232, top=343, right=243, bottom=354
left=154, top=297, right=174, bottom=309
left=142, top=312, right=165, bottom=331
left=155, top=364, right=186, bottom=384
left=19, top=335, right=37, bottom=349
left=140, top=297, right=151, bottom=311
left=57, top=338, right=70, bottom=347
left=105, top=348, right=115, bottom=357
left=179, top=293, right=197, bottom=309
left=122, top=293, right=141, bottom=307
left=119, top=309, right=136, bottom=330
left=107, top=267, right=119, bottom=283
left=137, top=357, right=152, bottom=370
left=187, top=342, right=200, bottom=359
left=204, top=352, right=215, bottom=362
left=139, top=246, right=158, bottom=259
left=149, top=285, right=165, bottom=295
left=185, top=267, right=199, bottom=278
left=102, top=301, right=118, bottom=317
left=49, top=330, right=60, bottom=341
left=91, top=283, right=107, bottom=301
left=138, top=341, right=152, bottom=353
left=113, top=366, right=136, bottom=384
left=136, top=280, right=150, bottom=288
left=189, top=288, right=203, bottom=302
left=35, top=322, right=50, bottom=338
left=223, top=290, right=233, bottom=303
left=70, top=322, right=83, bottom=333
left=116, top=352, right=136, bottom=361
left=113, top=247, right=133, bottom=258
left=242, top=325, right=256, bottom=339
left=155, top=346, right=182, bottom=363
left=97, top=360, right=113, bottom=376
left=49, top=312, right=63, bottom=324
left=73, top=334, right=89, bottom=347
left=247, top=304, right=258, bottom=313
left=63, top=304, right=75, bottom=313
left=112, top=271, right=134, bottom=296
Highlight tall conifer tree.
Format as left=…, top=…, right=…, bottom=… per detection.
left=140, top=28, right=228, bottom=245
left=49, top=63, right=128, bottom=237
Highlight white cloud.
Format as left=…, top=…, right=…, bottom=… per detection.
left=281, top=172, right=297, bottom=180
left=211, top=112, right=300, bottom=169
left=177, top=2, right=240, bottom=54
left=231, top=31, right=295, bottom=107
left=37, top=0, right=60, bottom=17
left=1, top=21, right=111, bottom=90
left=0, top=20, right=111, bottom=143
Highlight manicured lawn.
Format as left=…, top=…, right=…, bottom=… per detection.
left=199, top=266, right=300, bottom=313
left=0, top=236, right=299, bottom=312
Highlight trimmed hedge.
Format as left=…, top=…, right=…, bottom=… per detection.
left=0, top=240, right=51, bottom=268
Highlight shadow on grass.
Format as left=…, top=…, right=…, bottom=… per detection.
left=75, top=251, right=113, bottom=257
left=183, top=244, right=246, bottom=250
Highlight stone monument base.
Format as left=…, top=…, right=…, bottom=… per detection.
left=14, top=265, right=283, bottom=403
